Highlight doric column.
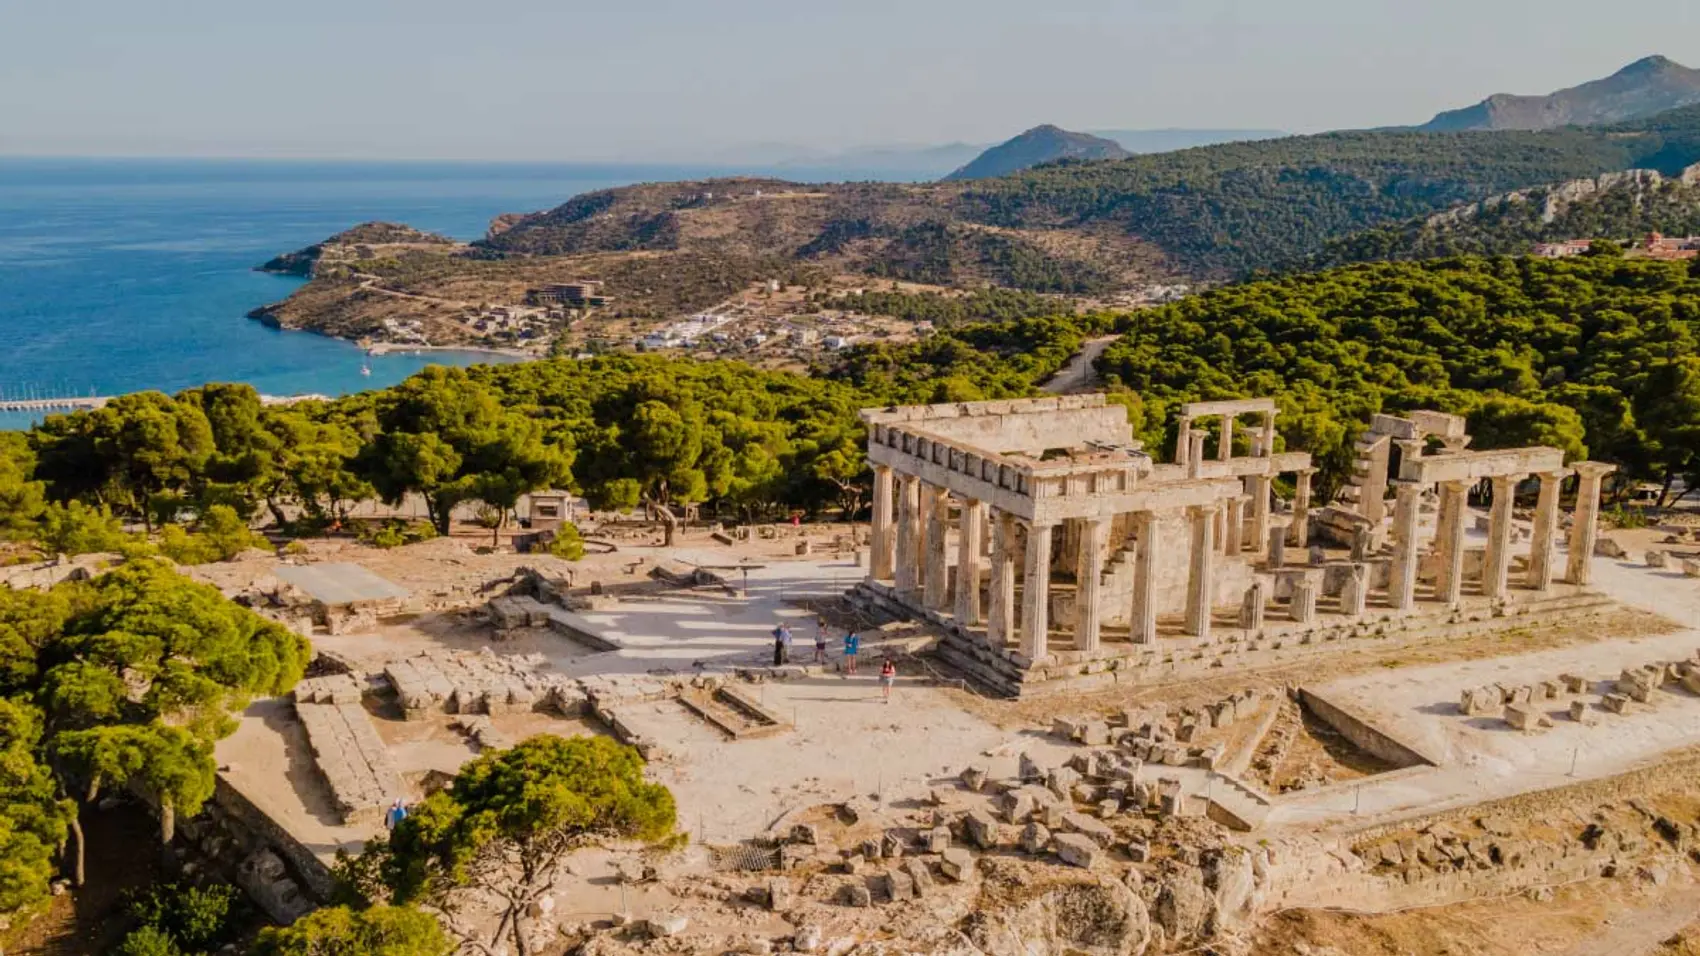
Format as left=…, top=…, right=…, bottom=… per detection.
left=1187, top=432, right=1207, bottom=478
left=1130, top=511, right=1160, bottom=644
left=1224, top=496, right=1245, bottom=554
left=1074, top=517, right=1109, bottom=653
left=1566, top=462, right=1616, bottom=586
left=1238, top=583, right=1265, bottom=630
left=870, top=465, right=895, bottom=582
left=1249, top=475, right=1272, bottom=556
left=1362, top=440, right=1391, bottom=525
left=894, top=475, right=920, bottom=596
left=1021, top=521, right=1052, bottom=659
left=924, top=488, right=951, bottom=611
left=1267, top=524, right=1287, bottom=569
left=1219, top=416, right=1235, bottom=461
left=955, top=498, right=985, bottom=624
left=1436, top=480, right=1468, bottom=606
left=1258, top=411, right=1277, bottom=458
left=1175, top=417, right=1194, bottom=468
left=1483, top=474, right=1522, bottom=599
left=1388, top=481, right=1423, bottom=610
left=986, top=512, right=1016, bottom=648
left=1526, top=471, right=1565, bottom=591
left=1341, top=564, right=1369, bottom=617
left=1290, top=579, right=1318, bottom=623
left=1185, top=505, right=1216, bottom=639
left=1287, top=468, right=1314, bottom=547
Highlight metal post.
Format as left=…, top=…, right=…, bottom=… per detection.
left=1569, top=747, right=1579, bottom=777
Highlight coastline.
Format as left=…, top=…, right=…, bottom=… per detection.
left=363, top=342, right=541, bottom=360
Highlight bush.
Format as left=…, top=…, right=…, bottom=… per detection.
left=356, top=519, right=438, bottom=550
left=198, top=504, right=266, bottom=559
left=121, top=881, right=245, bottom=954
left=547, top=523, right=586, bottom=561
left=115, top=926, right=182, bottom=956
left=250, top=905, right=452, bottom=956
left=156, top=525, right=221, bottom=565
left=36, top=500, right=128, bottom=556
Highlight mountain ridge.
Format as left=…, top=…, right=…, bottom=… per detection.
left=944, top=125, right=1132, bottom=181
left=1418, top=55, right=1700, bottom=132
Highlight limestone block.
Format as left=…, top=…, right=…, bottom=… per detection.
left=1504, top=704, right=1551, bottom=732
left=767, top=877, right=793, bottom=910
left=1238, top=584, right=1265, bottom=630
left=959, top=764, right=989, bottom=791
left=1594, top=536, right=1627, bottom=559
left=1539, top=680, right=1563, bottom=700
left=1079, top=721, right=1111, bottom=747
left=1047, top=766, right=1081, bottom=800
left=1683, top=671, right=1700, bottom=696
left=1569, top=700, right=1598, bottom=725
left=860, top=838, right=883, bottom=861
left=965, top=810, right=1000, bottom=849
left=878, top=868, right=914, bottom=902
left=926, top=826, right=951, bottom=854
left=1003, top=791, right=1036, bottom=825
left=1176, top=721, right=1198, bottom=744
left=882, top=832, right=904, bottom=860
left=1018, top=752, right=1045, bottom=781
left=904, top=857, right=933, bottom=894
left=1647, top=550, right=1669, bottom=569
left=1602, top=693, right=1632, bottom=714
left=1061, top=812, right=1117, bottom=848
left=1128, top=840, right=1151, bottom=863
left=1561, top=674, right=1588, bottom=694
left=940, top=847, right=975, bottom=881
left=839, top=883, right=871, bottom=907
left=1509, top=685, right=1533, bottom=706
left=790, top=823, right=820, bottom=845
left=1052, top=717, right=1084, bottom=740
left=1020, top=821, right=1051, bottom=854
left=1684, top=558, right=1700, bottom=578
left=1053, top=833, right=1101, bottom=869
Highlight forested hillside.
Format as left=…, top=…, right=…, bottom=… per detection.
left=1314, top=166, right=1700, bottom=266
left=1096, top=255, right=1700, bottom=500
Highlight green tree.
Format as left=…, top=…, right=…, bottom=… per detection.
left=249, top=905, right=452, bottom=956
left=378, top=735, right=674, bottom=955
left=36, top=500, right=129, bottom=556
left=0, top=432, right=45, bottom=541
left=0, top=699, right=74, bottom=916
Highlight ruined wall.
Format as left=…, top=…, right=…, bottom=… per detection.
left=1296, top=689, right=1436, bottom=768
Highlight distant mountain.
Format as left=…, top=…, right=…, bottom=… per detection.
left=1419, top=55, right=1700, bottom=132
left=944, top=125, right=1131, bottom=181
left=776, top=142, right=986, bottom=180
left=1088, top=128, right=1287, bottom=154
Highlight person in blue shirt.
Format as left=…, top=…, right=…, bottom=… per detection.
left=384, top=798, right=408, bottom=832
left=843, top=631, right=860, bottom=675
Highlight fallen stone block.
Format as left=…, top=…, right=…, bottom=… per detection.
left=1504, top=704, right=1551, bottom=732
left=766, top=877, right=793, bottom=910
left=1079, top=721, right=1111, bottom=746
left=877, top=868, right=914, bottom=902
left=903, top=857, right=933, bottom=894
left=1539, top=680, right=1563, bottom=700
left=1020, top=821, right=1051, bottom=854
left=1061, top=812, right=1117, bottom=848
left=1560, top=674, right=1588, bottom=694
left=940, top=847, right=975, bottom=881
left=926, top=825, right=951, bottom=854
left=838, top=883, right=871, bottom=907
left=1602, top=693, right=1632, bottom=714
left=1052, top=717, right=1084, bottom=740
left=1569, top=700, right=1597, bottom=725
left=1647, top=550, right=1669, bottom=569
left=1052, top=833, right=1101, bottom=868
left=965, top=810, right=999, bottom=849
left=959, top=764, right=989, bottom=791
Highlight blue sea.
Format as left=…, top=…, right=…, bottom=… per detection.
left=0, top=157, right=902, bottom=429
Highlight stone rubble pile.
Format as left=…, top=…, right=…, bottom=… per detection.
left=1458, top=648, right=1700, bottom=731
left=294, top=698, right=404, bottom=826
left=382, top=649, right=585, bottom=719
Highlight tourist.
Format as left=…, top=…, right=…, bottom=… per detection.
left=384, top=798, right=408, bottom=832
left=843, top=630, right=860, bottom=675
left=879, top=656, right=897, bottom=703
left=813, top=617, right=829, bottom=665
left=772, top=621, right=793, bottom=665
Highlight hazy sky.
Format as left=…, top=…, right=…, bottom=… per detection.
left=3, top=0, right=1698, bottom=161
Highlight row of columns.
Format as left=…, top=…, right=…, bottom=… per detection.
left=869, top=466, right=1219, bottom=661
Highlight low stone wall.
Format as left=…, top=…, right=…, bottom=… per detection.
left=1295, top=689, right=1437, bottom=769
left=296, top=701, right=404, bottom=827
left=207, top=775, right=337, bottom=902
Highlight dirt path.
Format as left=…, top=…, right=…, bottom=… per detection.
left=1041, top=335, right=1118, bottom=394
left=1558, top=883, right=1700, bottom=956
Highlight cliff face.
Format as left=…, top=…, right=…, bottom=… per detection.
left=1420, top=56, right=1700, bottom=132
left=944, top=125, right=1132, bottom=181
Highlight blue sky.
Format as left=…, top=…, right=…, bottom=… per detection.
left=2, top=0, right=1697, bottom=160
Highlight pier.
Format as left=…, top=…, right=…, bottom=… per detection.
left=0, top=397, right=110, bottom=413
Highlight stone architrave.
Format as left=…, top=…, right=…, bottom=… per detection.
left=1483, top=474, right=1522, bottom=599
left=1022, top=521, right=1053, bottom=659
left=870, top=465, right=895, bottom=581
left=1238, top=582, right=1265, bottom=630
left=1435, top=480, right=1469, bottom=607
left=1075, top=517, right=1109, bottom=653
left=1526, top=471, right=1565, bottom=591
left=1566, top=463, right=1617, bottom=586
left=1388, top=482, right=1423, bottom=610
left=955, top=498, right=985, bottom=624
left=923, top=485, right=950, bottom=610
left=1130, top=511, right=1161, bottom=644
left=1290, top=579, right=1318, bottom=624
left=1340, top=563, right=1368, bottom=617
left=987, top=513, right=1017, bottom=648
left=1287, top=469, right=1314, bottom=547
left=1185, top=506, right=1217, bottom=639
left=894, top=475, right=920, bottom=596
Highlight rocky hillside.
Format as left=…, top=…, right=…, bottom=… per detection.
left=1419, top=55, right=1700, bottom=132
left=1314, top=162, right=1700, bottom=266
left=258, top=222, right=456, bottom=277
left=944, top=125, right=1132, bottom=181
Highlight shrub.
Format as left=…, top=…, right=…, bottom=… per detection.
left=547, top=523, right=586, bottom=561
left=121, top=881, right=245, bottom=953
left=356, top=519, right=438, bottom=550
left=114, top=926, right=181, bottom=956
left=36, top=501, right=128, bottom=556
left=249, top=905, right=452, bottom=956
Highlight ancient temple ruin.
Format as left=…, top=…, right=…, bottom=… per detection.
left=853, top=396, right=1616, bottom=696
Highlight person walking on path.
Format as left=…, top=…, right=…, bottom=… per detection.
left=842, top=630, right=860, bottom=675
left=879, top=656, right=897, bottom=703
left=384, top=798, right=408, bottom=832
left=813, top=617, right=829, bottom=665
left=772, top=622, right=793, bottom=665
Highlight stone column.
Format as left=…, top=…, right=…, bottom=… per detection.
left=1021, top=521, right=1053, bottom=660
left=1566, top=462, right=1616, bottom=586
left=1075, top=517, right=1109, bottom=654
left=1130, top=511, right=1160, bottom=645
left=1340, top=564, right=1369, bottom=617
left=1526, top=471, right=1565, bottom=591
left=1224, top=496, right=1246, bottom=554
left=1238, top=583, right=1265, bottom=630
left=1436, top=480, right=1469, bottom=607
left=1187, top=432, right=1207, bottom=479
left=1290, top=579, right=1318, bottom=623
left=1268, top=524, right=1287, bottom=569
left=1219, top=415, right=1235, bottom=461
left=1259, top=412, right=1277, bottom=458
left=1175, top=417, right=1193, bottom=468
left=1185, top=505, right=1216, bottom=639
left=923, top=487, right=950, bottom=611
left=1388, top=482, right=1423, bottom=610
left=870, top=465, right=895, bottom=582
left=894, top=475, right=920, bottom=597
left=1362, top=440, right=1391, bottom=525
left=954, top=498, right=985, bottom=624
left=1287, top=469, right=1314, bottom=547
left=1249, top=475, right=1272, bottom=556
left=1482, top=474, right=1522, bottom=600
left=986, top=512, right=1016, bottom=648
